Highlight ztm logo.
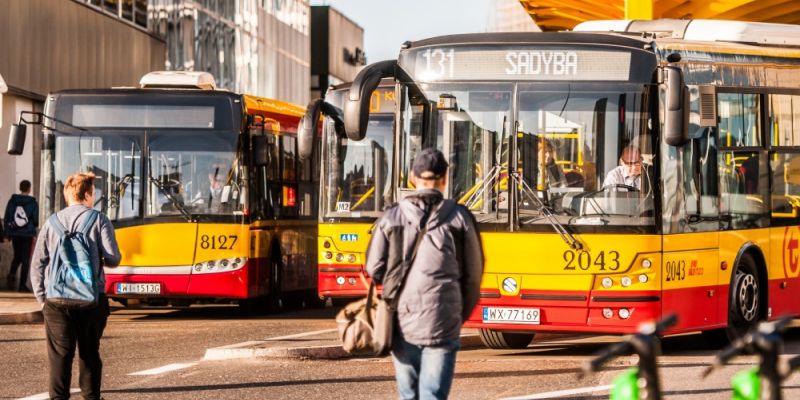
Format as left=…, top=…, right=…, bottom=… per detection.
left=688, top=260, right=703, bottom=276
left=783, top=226, right=800, bottom=278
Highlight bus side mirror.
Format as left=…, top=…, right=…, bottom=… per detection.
left=344, top=60, right=397, bottom=141
left=8, top=123, right=26, bottom=155
left=252, top=135, right=268, bottom=167
left=664, top=63, right=689, bottom=147
left=299, top=98, right=324, bottom=161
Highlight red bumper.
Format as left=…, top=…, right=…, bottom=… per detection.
left=105, top=262, right=253, bottom=299
left=464, top=289, right=661, bottom=334
left=318, top=264, right=371, bottom=298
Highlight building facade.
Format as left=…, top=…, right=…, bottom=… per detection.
left=0, top=0, right=165, bottom=277
left=488, top=0, right=541, bottom=32
left=149, top=0, right=311, bottom=105
left=310, top=6, right=366, bottom=100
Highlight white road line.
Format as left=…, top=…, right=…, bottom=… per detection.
left=263, top=328, right=337, bottom=341
left=499, top=384, right=613, bottom=400
left=18, top=388, right=80, bottom=400
left=128, top=362, right=197, bottom=376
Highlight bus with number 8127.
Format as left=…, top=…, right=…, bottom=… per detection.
left=8, top=71, right=321, bottom=311
left=335, top=20, right=800, bottom=348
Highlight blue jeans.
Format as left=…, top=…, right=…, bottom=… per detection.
left=391, top=335, right=460, bottom=400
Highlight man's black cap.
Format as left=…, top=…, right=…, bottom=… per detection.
left=412, top=148, right=448, bottom=180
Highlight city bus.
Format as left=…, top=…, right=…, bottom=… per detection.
left=339, top=20, right=800, bottom=348
left=8, top=71, right=320, bottom=311
left=299, top=79, right=397, bottom=303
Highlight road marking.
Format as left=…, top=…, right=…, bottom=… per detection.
left=263, top=328, right=337, bottom=341
left=128, top=362, right=197, bottom=376
left=18, top=388, right=80, bottom=400
left=499, top=384, right=613, bottom=400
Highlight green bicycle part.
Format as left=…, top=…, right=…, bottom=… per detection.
left=732, top=367, right=760, bottom=400
left=610, top=367, right=640, bottom=400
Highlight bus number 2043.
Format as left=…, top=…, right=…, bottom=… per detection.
left=562, top=250, right=620, bottom=271
left=200, top=235, right=238, bottom=250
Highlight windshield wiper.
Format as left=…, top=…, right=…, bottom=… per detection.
left=147, top=175, right=192, bottom=222
left=513, top=173, right=583, bottom=250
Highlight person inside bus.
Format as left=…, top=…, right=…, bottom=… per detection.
left=191, top=162, right=228, bottom=213
left=603, top=145, right=651, bottom=192
left=537, top=139, right=567, bottom=188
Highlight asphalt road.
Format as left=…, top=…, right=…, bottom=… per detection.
left=2, top=305, right=800, bottom=399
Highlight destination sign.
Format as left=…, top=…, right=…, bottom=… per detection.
left=402, top=47, right=632, bottom=82
left=369, top=87, right=396, bottom=114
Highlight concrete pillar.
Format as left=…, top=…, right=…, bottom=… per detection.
left=625, top=0, right=654, bottom=20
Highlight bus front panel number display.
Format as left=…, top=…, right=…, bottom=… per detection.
left=421, top=48, right=455, bottom=79
left=200, top=235, right=238, bottom=250
left=562, top=250, right=620, bottom=271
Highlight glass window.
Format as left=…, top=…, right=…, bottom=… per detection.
left=104, top=0, right=119, bottom=15
left=719, top=151, right=768, bottom=229
left=134, top=0, right=148, bottom=28
left=281, top=135, right=297, bottom=181
left=769, top=94, right=800, bottom=147
left=661, top=86, right=720, bottom=234
left=121, top=0, right=133, bottom=22
left=718, top=93, right=761, bottom=147
left=771, top=152, right=800, bottom=224
left=517, top=83, right=654, bottom=228
left=146, top=131, right=242, bottom=217
left=53, top=133, right=142, bottom=220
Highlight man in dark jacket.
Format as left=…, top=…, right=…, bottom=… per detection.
left=366, top=148, right=484, bottom=400
left=4, top=180, right=38, bottom=291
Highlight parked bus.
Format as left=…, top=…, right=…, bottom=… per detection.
left=338, top=20, right=800, bottom=348
left=300, top=79, right=397, bottom=302
left=8, top=71, right=320, bottom=310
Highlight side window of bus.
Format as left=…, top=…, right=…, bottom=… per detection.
left=281, top=135, right=297, bottom=181
left=717, top=93, right=768, bottom=229
left=769, top=94, right=800, bottom=225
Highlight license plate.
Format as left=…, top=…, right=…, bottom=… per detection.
left=483, top=307, right=540, bottom=324
left=116, top=283, right=161, bottom=294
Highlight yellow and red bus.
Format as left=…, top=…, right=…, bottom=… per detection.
left=339, top=20, right=800, bottom=348
left=300, top=80, right=397, bottom=302
left=10, top=71, right=320, bottom=310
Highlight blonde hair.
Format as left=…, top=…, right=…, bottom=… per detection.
left=63, top=172, right=96, bottom=203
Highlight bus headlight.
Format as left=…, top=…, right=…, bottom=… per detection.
left=194, top=263, right=203, bottom=272
left=323, top=251, right=332, bottom=259
left=602, top=308, right=613, bottom=319
left=323, top=240, right=331, bottom=249
left=642, top=259, right=652, bottom=269
left=335, top=253, right=344, bottom=262
left=348, top=277, right=356, bottom=285
left=193, top=257, right=248, bottom=274
left=347, top=254, right=356, bottom=263
left=618, top=308, right=631, bottom=319
left=638, top=274, right=649, bottom=283
left=601, top=278, right=613, bottom=288
left=336, top=276, right=345, bottom=285
left=620, top=276, right=632, bottom=287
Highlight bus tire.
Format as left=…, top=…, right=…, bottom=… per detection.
left=478, top=329, right=534, bottom=349
left=728, top=253, right=762, bottom=339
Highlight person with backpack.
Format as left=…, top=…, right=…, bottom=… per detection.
left=365, top=148, right=484, bottom=400
left=4, top=179, right=39, bottom=291
left=30, top=172, right=120, bottom=400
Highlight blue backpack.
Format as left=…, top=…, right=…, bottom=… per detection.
left=46, top=210, right=100, bottom=308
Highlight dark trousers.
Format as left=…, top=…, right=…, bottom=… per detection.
left=43, top=297, right=110, bottom=400
left=8, top=236, right=33, bottom=290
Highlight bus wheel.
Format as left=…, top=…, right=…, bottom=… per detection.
left=478, top=329, right=534, bottom=349
left=728, top=253, right=761, bottom=338
left=304, top=290, right=327, bottom=309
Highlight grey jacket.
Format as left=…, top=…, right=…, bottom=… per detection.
left=30, top=205, right=121, bottom=305
left=365, top=189, right=484, bottom=346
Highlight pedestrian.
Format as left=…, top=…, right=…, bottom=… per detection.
left=365, top=148, right=484, bottom=400
left=30, top=172, right=121, bottom=400
left=4, top=179, right=38, bottom=291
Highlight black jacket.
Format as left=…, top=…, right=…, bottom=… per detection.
left=4, top=194, right=39, bottom=237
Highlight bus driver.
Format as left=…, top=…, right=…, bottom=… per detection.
left=603, top=145, right=647, bottom=191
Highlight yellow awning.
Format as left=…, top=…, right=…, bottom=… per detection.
left=519, top=0, right=800, bottom=31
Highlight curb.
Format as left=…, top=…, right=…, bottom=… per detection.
left=0, top=310, right=43, bottom=325
left=204, top=344, right=350, bottom=361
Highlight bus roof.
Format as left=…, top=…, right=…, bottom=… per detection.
left=403, top=32, right=652, bottom=52
left=243, top=94, right=305, bottom=118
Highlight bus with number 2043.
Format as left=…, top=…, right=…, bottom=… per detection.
left=299, top=79, right=398, bottom=303
left=7, top=71, right=321, bottom=311
left=336, top=20, right=800, bottom=348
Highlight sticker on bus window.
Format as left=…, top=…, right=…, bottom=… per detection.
left=337, top=202, right=351, bottom=212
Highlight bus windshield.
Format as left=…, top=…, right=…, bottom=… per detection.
left=399, top=82, right=654, bottom=227
left=49, top=130, right=243, bottom=221
left=516, top=83, right=655, bottom=227
left=322, top=114, right=394, bottom=219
